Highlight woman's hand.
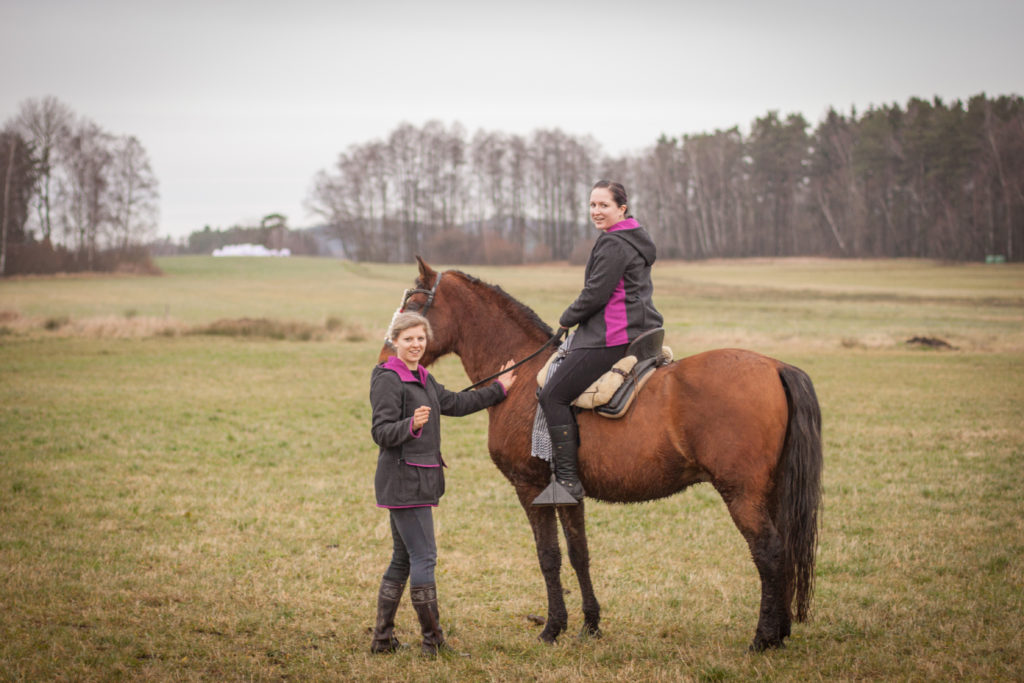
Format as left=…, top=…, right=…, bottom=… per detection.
left=496, top=359, right=517, bottom=392
left=411, top=405, right=431, bottom=430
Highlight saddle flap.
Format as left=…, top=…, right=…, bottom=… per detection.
left=593, top=357, right=661, bottom=418
left=536, top=350, right=559, bottom=389
left=572, top=355, right=638, bottom=410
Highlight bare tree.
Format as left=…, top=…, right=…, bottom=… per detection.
left=469, top=130, right=507, bottom=233
left=12, top=96, right=74, bottom=242
left=389, top=123, right=425, bottom=262
left=506, top=134, right=529, bottom=252
left=310, top=152, right=369, bottom=260
left=527, top=129, right=598, bottom=259
left=107, top=135, right=159, bottom=249
left=57, top=119, right=114, bottom=266
left=1, top=130, right=40, bottom=274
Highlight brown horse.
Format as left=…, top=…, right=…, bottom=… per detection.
left=381, top=258, right=822, bottom=651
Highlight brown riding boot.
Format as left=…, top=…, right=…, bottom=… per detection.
left=369, top=577, right=406, bottom=654
left=410, top=583, right=462, bottom=656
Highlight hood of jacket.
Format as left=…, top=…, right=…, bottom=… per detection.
left=607, top=221, right=657, bottom=266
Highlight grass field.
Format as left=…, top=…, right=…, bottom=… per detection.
left=1, top=257, right=1022, bottom=681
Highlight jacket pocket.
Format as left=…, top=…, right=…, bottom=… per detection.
left=394, top=459, right=444, bottom=503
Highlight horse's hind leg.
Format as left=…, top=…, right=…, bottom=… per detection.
left=557, top=503, right=601, bottom=637
left=517, top=488, right=568, bottom=643
left=721, top=490, right=790, bottom=651
left=747, top=521, right=791, bottom=651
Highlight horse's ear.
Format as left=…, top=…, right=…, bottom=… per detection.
left=415, top=255, right=435, bottom=281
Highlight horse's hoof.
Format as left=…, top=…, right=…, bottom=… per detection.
left=578, top=624, right=602, bottom=640
left=538, top=623, right=565, bottom=644
left=748, top=636, right=785, bottom=653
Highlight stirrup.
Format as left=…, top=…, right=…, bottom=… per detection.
left=531, top=475, right=582, bottom=506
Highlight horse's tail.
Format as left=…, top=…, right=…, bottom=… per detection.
left=775, top=363, right=823, bottom=622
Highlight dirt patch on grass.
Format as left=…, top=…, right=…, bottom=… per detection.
left=906, top=336, right=957, bottom=350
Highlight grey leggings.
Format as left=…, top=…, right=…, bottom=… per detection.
left=382, top=506, right=437, bottom=586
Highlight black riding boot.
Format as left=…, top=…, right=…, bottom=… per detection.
left=410, top=583, right=458, bottom=656
left=370, top=577, right=405, bottom=654
left=532, top=423, right=585, bottom=506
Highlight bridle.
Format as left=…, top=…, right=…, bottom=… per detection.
left=400, top=271, right=443, bottom=316
left=382, top=272, right=444, bottom=355
left=390, top=270, right=566, bottom=391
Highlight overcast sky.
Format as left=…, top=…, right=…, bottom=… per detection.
left=3, top=0, right=1022, bottom=240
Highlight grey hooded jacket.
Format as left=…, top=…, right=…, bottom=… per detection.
left=559, top=219, right=663, bottom=349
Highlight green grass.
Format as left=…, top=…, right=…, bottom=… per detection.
left=1, top=257, right=1022, bottom=680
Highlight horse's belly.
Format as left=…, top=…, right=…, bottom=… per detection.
left=577, top=422, right=705, bottom=503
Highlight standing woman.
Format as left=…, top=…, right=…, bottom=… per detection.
left=368, top=311, right=516, bottom=655
left=534, top=180, right=663, bottom=506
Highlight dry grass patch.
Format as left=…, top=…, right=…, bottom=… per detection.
left=189, top=316, right=367, bottom=342
left=0, top=310, right=186, bottom=338
left=0, top=311, right=369, bottom=343
left=191, top=317, right=326, bottom=341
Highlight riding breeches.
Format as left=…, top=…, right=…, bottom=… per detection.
left=383, top=506, right=437, bottom=586
left=538, top=344, right=628, bottom=426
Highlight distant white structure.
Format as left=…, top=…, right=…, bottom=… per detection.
left=212, top=243, right=291, bottom=257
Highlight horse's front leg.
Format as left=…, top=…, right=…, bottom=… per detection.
left=557, top=503, right=601, bottom=637
left=516, top=487, right=568, bottom=643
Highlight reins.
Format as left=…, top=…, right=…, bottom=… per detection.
left=395, top=269, right=565, bottom=392
left=460, top=327, right=565, bottom=391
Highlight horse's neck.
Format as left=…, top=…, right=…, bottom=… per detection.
left=454, top=289, right=548, bottom=384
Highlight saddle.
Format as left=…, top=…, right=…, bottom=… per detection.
left=537, top=328, right=673, bottom=419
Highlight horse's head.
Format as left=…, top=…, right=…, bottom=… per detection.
left=376, top=256, right=458, bottom=366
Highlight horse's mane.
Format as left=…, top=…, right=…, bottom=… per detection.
left=448, top=270, right=554, bottom=337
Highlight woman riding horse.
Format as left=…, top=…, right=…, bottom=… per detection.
left=535, top=180, right=663, bottom=504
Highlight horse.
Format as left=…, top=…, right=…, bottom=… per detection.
left=380, top=257, right=822, bottom=652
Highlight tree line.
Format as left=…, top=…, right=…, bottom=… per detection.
left=309, top=93, right=1024, bottom=263
left=1, top=96, right=160, bottom=276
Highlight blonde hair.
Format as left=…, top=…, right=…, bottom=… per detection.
left=388, top=311, right=433, bottom=343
